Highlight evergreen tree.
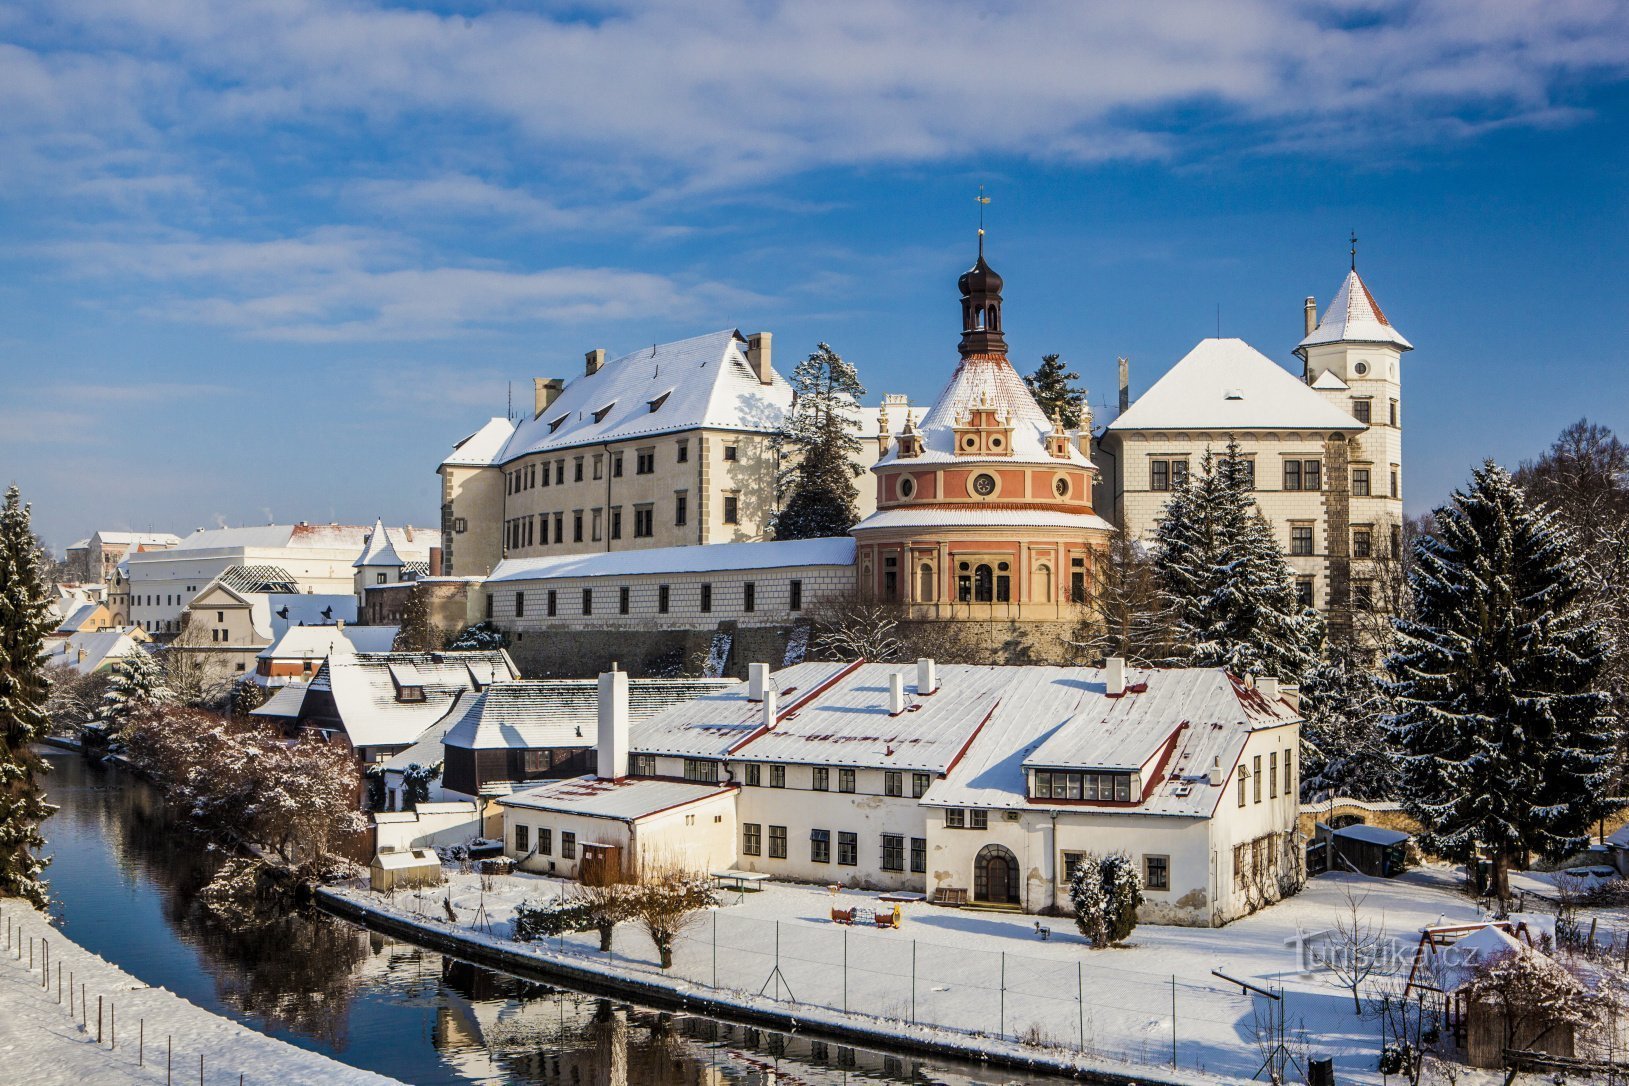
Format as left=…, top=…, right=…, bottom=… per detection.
left=448, top=621, right=508, bottom=650
left=1098, top=852, right=1144, bottom=945
left=1299, top=647, right=1397, bottom=802
left=1387, top=460, right=1615, bottom=899
left=773, top=343, right=865, bottom=541
left=1067, top=855, right=1106, bottom=946
left=1153, top=443, right=1324, bottom=681
left=0, top=486, right=55, bottom=906
left=99, top=649, right=168, bottom=736
left=392, top=587, right=442, bottom=652
left=229, top=676, right=268, bottom=718
left=1023, top=354, right=1087, bottom=429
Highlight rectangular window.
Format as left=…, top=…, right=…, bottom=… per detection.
left=1284, top=750, right=1294, bottom=796
left=1296, top=577, right=1314, bottom=609
left=881, top=834, right=904, bottom=872
left=619, top=586, right=630, bottom=615
left=553, top=512, right=563, bottom=543
left=562, top=832, right=576, bottom=860
left=745, top=763, right=760, bottom=786
left=591, top=507, right=603, bottom=542
left=1233, top=843, right=1247, bottom=887
left=743, top=823, right=762, bottom=856
left=723, top=495, right=739, bottom=525
left=514, top=591, right=526, bottom=618
left=810, top=829, right=831, bottom=864
left=789, top=579, right=802, bottom=611
left=636, top=449, right=655, bottom=475
left=631, top=754, right=657, bottom=776
left=1171, top=459, right=1190, bottom=488
left=1352, top=399, right=1372, bottom=424
left=485, top=593, right=494, bottom=620
left=1253, top=755, right=1262, bottom=803
left=676, top=441, right=689, bottom=463
left=1303, top=459, right=1321, bottom=491
left=769, top=825, right=787, bottom=859
left=1354, top=579, right=1375, bottom=608
left=769, top=764, right=785, bottom=788
left=1236, top=458, right=1256, bottom=489
left=514, top=825, right=529, bottom=853
left=1391, top=468, right=1399, bottom=498
left=634, top=506, right=654, bottom=538
left=969, top=809, right=989, bottom=830
left=1290, top=525, right=1314, bottom=556
left=910, top=837, right=927, bottom=873
left=582, top=587, right=593, bottom=615
left=912, top=772, right=930, bottom=798
left=1144, top=855, right=1170, bottom=892
left=547, top=590, right=557, bottom=617
left=1390, top=399, right=1399, bottom=426
left=1284, top=460, right=1301, bottom=491
left=839, top=768, right=856, bottom=793
left=574, top=458, right=584, bottom=482
left=945, top=808, right=965, bottom=829
left=1352, top=468, right=1371, bottom=496
left=611, top=507, right=622, bottom=540
left=674, top=492, right=687, bottom=527
left=593, top=454, right=603, bottom=480
left=812, top=767, right=828, bottom=791
left=522, top=750, right=551, bottom=774
left=723, top=445, right=738, bottom=462
left=538, top=828, right=552, bottom=856
left=1270, top=751, right=1279, bottom=798
left=658, top=584, right=670, bottom=613
left=743, top=582, right=756, bottom=613
left=684, top=759, right=719, bottom=783
left=884, top=771, right=902, bottom=797
left=1062, top=851, right=1087, bottom=883
left=573, top=511, right=584, bottom=542
left=700, top=584, right=712, bottom=613
left=1238, top=769, right=1247, bottom=808
left=555, top=460, right=564, bottom=485
left=1353, top=528, right=1372, bottom=558
left=1150, top=459, right=1170, bottom=491
left=837, top=832, right=857, bottom=866
left=1392, top=524, right=1403, bottom=556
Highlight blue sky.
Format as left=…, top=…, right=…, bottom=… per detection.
left=2, top=0, right=1627, bottom=550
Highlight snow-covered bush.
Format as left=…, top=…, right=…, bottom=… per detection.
left=513, top=898, right=595, bottom=941
left=447, top=621, right=507, bottom=651
left=1069, top=852, right=1144, bottom=948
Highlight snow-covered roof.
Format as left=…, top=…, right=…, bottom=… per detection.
left=354, top=518, right=417, bottom=569
left=157, top=523, right=432, bottom=559
left=268, top=593, right=358, bottom=634
left=488, top=537, right=856, bottom=584
left=380, top=715, right=460, bottom=774
left=497, top=330, right=792, bottom=465
left=371, top=848, right=440, bottom=871
left=48, top=628, right=144, bottom=674
left=442, top=417, right=518, bottom=468
left=1109, top=338, right=1367, bottom=433
left=250, top=682, right=310, bottom=719
left=498, top=775, right=735, bottom=822
left=877, top=356, right=1094, bottom=469
left=90, top=531, right=182, bottom=548
left=852, top=508, right=1116, bottom=533
left=1333, top=824, right=1410, bottom=846
left=304, top=650, right=518, bottom=750
left=1429, top=924, right=1525, bottom=993
left=1297, top=269, right=1412, bottom=353
left=1310, top=369, right=1349, bottom=391
left=257, top=624, right=399, bottom=661
left=55, top=602, right=106, bottom=634
left=442, top=678, right=736, bottom=752
left=217, top=565, right=300, bottom=594
left=1608, top=824, right=1629, bottom=850
left=929, top=667, right=1299, bottom=817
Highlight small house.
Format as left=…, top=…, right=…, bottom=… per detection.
left=1327, top=823, right=1411, bottom=877
left=369, top=848, right=443, bottom=892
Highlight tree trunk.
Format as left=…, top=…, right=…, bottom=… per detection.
left=598, top=922, right=614, bottom=952
left=657, top=938, right=673, bottom=969
left=1491, top=852, right=1511, bottom=903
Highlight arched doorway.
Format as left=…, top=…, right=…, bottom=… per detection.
left=974, top=843, right=1020, bottom=904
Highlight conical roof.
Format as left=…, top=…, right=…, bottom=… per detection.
left=1297, top=269, right=1412, bottom=354
left=353, top=518, right=406, bottom=568
left=878, top=355, right=1092, bottom=467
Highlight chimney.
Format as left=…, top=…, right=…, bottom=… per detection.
left=1105, top=656, right=1126, bottom=697
left=1258, top=676, right=1280, bottom=702
left=888, top=672, right=906, bottom=715
left=916, top=657, right=939, bottom=696
left=1117, top=357, right=1130, bottom=414
left=585, top=348, right=606, bottom=376
left=748, top=661, right=769, bottom=702
left=746, top=332, right=773, bottom=386
left=428, top=546, right=443, bottom=577
left=1303, top=296, right=1318, bottom=337
left=533, top=377, right=564, bottom=419
left=403, top=525, right=414, bottom=542
left=597, top=669, right=629, bottom=780
left=761, top=686, right=778, bottom=730
left=1208, top=756, right=1226, bottom=787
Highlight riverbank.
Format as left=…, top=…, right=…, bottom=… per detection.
left=317, top=878, right=1248, bottom=1086
left=0, top=900, right=400, bottom=1085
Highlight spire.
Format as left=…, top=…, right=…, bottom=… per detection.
left=1296, top=267, right=1412, bottom=356
left=957, top=229, right=1006, bottom=358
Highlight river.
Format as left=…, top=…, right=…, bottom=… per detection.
left=35, top=748, right=1063, bottom=1085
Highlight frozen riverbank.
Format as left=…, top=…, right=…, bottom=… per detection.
left=0, top=901, right=400, bottom=1086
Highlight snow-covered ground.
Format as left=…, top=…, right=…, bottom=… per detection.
left=0, top=901, right=398, bottom=1085
left=327, top=863, right=1585, bottom=1084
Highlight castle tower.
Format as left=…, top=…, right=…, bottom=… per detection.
left=850, top=236, right=1113, bottom=623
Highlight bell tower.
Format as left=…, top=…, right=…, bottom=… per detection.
left=958, top=232, right=1007, bottom=358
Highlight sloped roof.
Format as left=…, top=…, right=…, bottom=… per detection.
left=498, top=776, right=735, bottom=822
left=488, top=537, right=855, bottom=584
left=90, top=531, right=182, bottom=548
left=878, top=356, right=1094, bottom=468
left=250, top=682, right=310, bottom=719
left=442, top=678, right=736, bottom=752
left=498, top=330, right=792, bottom=464
left=258, top=623, right=399, bottom=661
left=269, top=593, right=358, bottom=633
left=1310, top=368, right=1350, bottom=390
left=1109, top=338, right=1366, bottom=433
left=304, top=650, right=518, bottom=749
left=162, top=523, right=432, bottom=558
left=55, top=602, right=106, bottom=634
left=442, top=417, right=518, bottom=468
left=48, top=628, right=144, bottom=674
left=354, top=519, right=417, bottom=569
left=1297, top=269, right=1412, bottom=353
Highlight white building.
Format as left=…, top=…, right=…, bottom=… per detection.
left=499, top=660, right=1303, bottom=925
left=125, top=523, right=429, bottom=636
left=353, top=518, right=433, bottom=604
left=47, top=627, right=149, bottom=675
left=254, top=623, right=399, bottom=687
left=1099, top=265, right=1409, bottom=642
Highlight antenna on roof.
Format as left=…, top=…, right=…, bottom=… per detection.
left=507, top=381, right=513, bottom=422
left=1350, top=230, right=1358, bottom=271
left=1216, top=303, right=1221, bottom=339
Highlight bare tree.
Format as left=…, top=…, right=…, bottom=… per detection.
left=806, top=590, right=906, bottom=661
left=630, top=856, right=717, bottom=969
left=1319, top=884, right=1389, bottom=1013
left=162, top=615, right=234, bottom=709
left=577, top=864, right=638, bottom=953
left=1070, top=530, right=1186, bottom=666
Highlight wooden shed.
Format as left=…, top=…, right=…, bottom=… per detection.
left=369, top=848, right=443, bottom=892
left=1329, top=823, right=1411, bottom=877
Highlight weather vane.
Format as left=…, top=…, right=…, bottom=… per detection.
left=1349, top=230, right=1358, bottom=271
left=976, top=186, right=991, bottom=237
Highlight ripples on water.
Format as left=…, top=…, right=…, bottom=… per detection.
left=36, top=749, right=1060, bottom=1085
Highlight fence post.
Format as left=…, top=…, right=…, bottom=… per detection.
left=29, top=935, right=33, bottom=969
left=1171, top=974, right=1177, bottom=1068
left=111, top=1000, right=116, bottom=1048
left=199, top=1052, right=204, bottom=1085
left=1077, top=961, right=1084, bottom=1051
left=141, top=1019, right=145, bottom=1066
left=168, top=1035, right=173, bottom=1085
left=712, top=910, right=717, bottom=989
left=69, top=970, right=74, bottom=1017
left=41, top=939, right=47, bottom=988
left=842, top=928, right=848, bottom=1013
left=910, top=940, right=916, bottom=1024
left=98, top=995, right=103, bottom=1044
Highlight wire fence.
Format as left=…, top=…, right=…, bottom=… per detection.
left=1, top=903, right=259, bottom=1085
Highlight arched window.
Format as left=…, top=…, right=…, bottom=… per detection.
left=957, top=561, right=973, bottom=602
left=987, top=304, right=999, bottom=331
left=974, top=308, right=985, bottom=330
left=918, top=563, right=935, bottom=602
left=974, top=564, right=994, bottom=602
left=1034, top=564, right=1052, bottom=602
left=974, top=843, right=1020, bottom=904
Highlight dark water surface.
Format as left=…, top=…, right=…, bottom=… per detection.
left=36, top=748, right=1059, bottom=1085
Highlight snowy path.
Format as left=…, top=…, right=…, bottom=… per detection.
left=0, top=902, right=399, bottom=1086
left=325, top=864, right=1536, bottom=1084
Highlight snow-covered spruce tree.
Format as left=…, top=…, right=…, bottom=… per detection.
left=1098, top=852, right=1144, bottom=945
left=0, top=486, right=55, bottom=906
left=1067, top=855, right=1106, bottom=946
left=1153, top=442, right=1324, bottom=682
left=1387, top=460, right=1615, bottom=900
left=392, top=587, right=442, bottom=652
left=1023, top=353, right=1088, bottom=429
left=99, top=649, right=168, bottom=738
left=230, top=676, right=267, bottom=718
left=773, top=343, right=865, bottom=541
left=448, top=621, right=507, bottom=650
left=1298, top=647, right=1398, bottom=802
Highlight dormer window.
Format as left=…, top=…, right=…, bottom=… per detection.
left=547, top=414, right=569, bottom=434
left=397, top=684, right=425, bottom=703
left=1032, top=769, right=1135, bottom=803
left=592, top=403, right=615, bottom=423
left=648, top=391, right=671, bottom=413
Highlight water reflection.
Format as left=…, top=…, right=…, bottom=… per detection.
left=38, top=749, right=1059, bottom=1085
